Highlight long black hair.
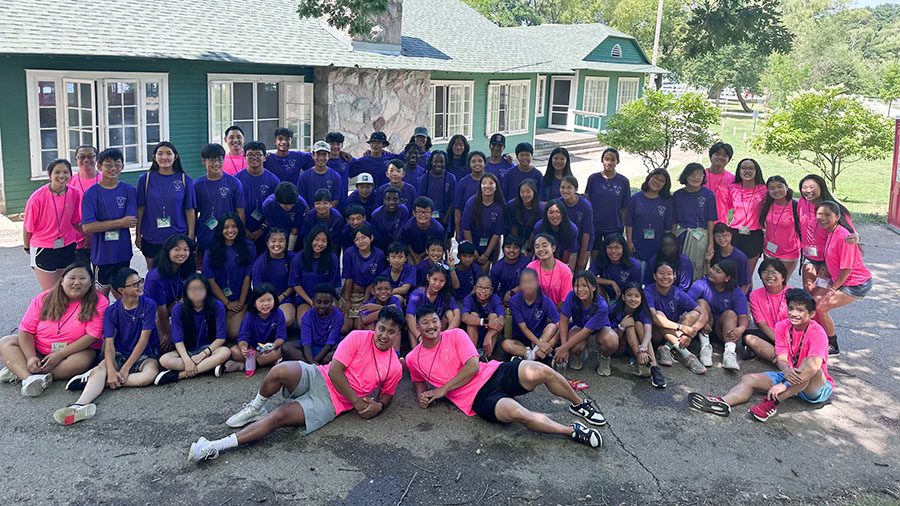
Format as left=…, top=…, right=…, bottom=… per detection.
left=758, top=175, right=800, bottom=235
left=537, top=199, right=574, bottom=257
left=541, top=147, right=573, bottom=191
left=424, top=263, right=453, bottom=305
left=153, top=233, right=196, bottom=279
left=609, top=282, right=650, bottom=324
left=732, top=158, right=765, bottom=185
left=301, top=224, right=334, bottom=274
left=149, top=141, right=185, bottom=173
left=511, top=179, right=539, bottom=232
left=179, top=274, right=218, bottom=350
left=262, top=228, right=290, bottom=281
left=467, top=150, right=487, bottom=175
left=641, top=168, right=672, bottom=198
left=446, top=134, right=470, bottom=178
left=571, top=270, right=601, bottom=322
left=799, top=174, right=854, bottom=233
left=596, top=233, right=634, bottom=270
left=473, top=173, right=506, bottom=227
left=420, top=150, right=450, bottom=214
left=208, top=212, right=252, bottom=268
left=711, top=222, right=737, bottom=261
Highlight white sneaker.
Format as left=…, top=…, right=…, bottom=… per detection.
left=699, top=344, right=713, bottom=367
left=524, top=347, right=536, bottom=361
left=596, top=354, right=611, bottom=376
left=225, top=403, right=268, bottom=428
left=0, top=366, right=18, bottom=384
left=53, top=403, right=96, bottom=426
left=188, top=437, right=220, bottom=463
left=722, top=350, right=740, bottom=371
left=21, top=373, right=53, bottom=397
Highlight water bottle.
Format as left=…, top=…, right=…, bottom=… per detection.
left=245, top=349, right=257, bottom=377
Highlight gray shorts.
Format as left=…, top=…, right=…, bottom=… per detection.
left=282, top=361, right=337, bottom=434
left=114, top=352, right=156, bottom=374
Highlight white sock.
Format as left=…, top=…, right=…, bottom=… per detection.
left=699, top=333, right=711, bottom=347
left=211, top=433, right=238, bottom=451
left=724, top=342, right=736, bottom=353
left=250, top=392, right=269, bottom=410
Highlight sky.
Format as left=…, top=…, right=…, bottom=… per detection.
left=852, top=0, right=900, bottom=6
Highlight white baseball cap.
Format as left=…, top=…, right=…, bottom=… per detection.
left=357, top=173, right=375, bottom=185
left=312, top=140, right=330, bottom=153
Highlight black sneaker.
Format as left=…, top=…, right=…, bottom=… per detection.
left=649, top=366, right=667, bottom=389
left=569, top=397, right=607, bottom=426
left=571, top=422, right=603, bottom=448
left=65, top=371, right=90, bottom=391
left=154, top=370, right=180, bottom=386
left=828, top=336, right=840, bottom=356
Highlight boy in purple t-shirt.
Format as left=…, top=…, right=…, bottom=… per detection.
left=283, top=283, right=344, bottom=365
left=194, top=143, right=246, bottom=253
left=690, top=289, right=834, bottom=422
left=370, top=188, right=409, bottom=251
left=401, top=196, right=446, bottom=264
left=359, top=277, right=403, bottom=330
left=237, top=141, right=280, bottom=249
left=339, top=204, right=372, bottom=251
left=415, top=240, right=446, bottom=287
left=501, top=143, right=543, bottom=205
left=490, top=235, right=529, bottom=303
left=300, top=189, right=344, bottom=247
left=450, top=241, right=482, bottom=304
left=377, top=160, right=417, bottom=209
left=346, top=173, right=380, bottom=221
left=297, top=141, right=342, bottom=208
left=264, top=127, right=314, bottom=184
left=380, top=242, right=415, bottom=302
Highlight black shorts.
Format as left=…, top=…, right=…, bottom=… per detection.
left=472, top=361, right=532, bottom=423
left=96, top=261, right=132, bottom=287
left=729, top=228, right=764, bottom=258
left=30, top=243, right=77, bottom=272
left=74, top=247, right=92, bottom=269
left=139, top=240, right=163, bottom=260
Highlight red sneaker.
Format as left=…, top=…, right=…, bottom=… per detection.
left=749, top=398, right=779, bottom=422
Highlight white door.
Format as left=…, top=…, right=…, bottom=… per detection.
left=549, top=77, right=573, bottom=129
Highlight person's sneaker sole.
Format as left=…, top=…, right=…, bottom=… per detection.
left=688, top=393, right=731, bottom=416
left=650, top=368, right=667, bottom=389
left=53, top=404, right=96, bottom=426
left=699, top=344, right=713, bottom=367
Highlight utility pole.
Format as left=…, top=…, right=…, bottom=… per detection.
left=651, top=0, right=664, bottom=89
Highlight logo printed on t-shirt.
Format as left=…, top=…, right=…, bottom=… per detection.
left=697, top=196, right=707, bottom=208
left=259, top=185, right=270, bottom=195
left=657, top=205, right=667, bottom=216
left=326, top=180, right=334, bottom=189
left=172, top=179, right=184, bottom=192
left=667, top=300, right=676, bottom=313
left=534, top=308, right=544, bottom=320
left=219, top=186, right=230, bottom=198
left=619, top=271, right=629, bottom=282
left=116, top=195, right=127, bottom=208
left=369, top=263, right=379, bottom=274
left=490, top=212, right=499, bottom=222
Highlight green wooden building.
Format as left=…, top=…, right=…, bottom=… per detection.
left=0, top=0, right=664, bottom=213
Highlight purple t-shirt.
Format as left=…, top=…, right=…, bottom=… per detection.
left=297, top=167, right=343, bottom=208
left=289, top=251, right=341, bottom=300
left=300, top=308, right=344, bottom=348
left=446, top=156, right=469, bottom=182
left=538, top=178, right=562, bottom=202
left=608, top=303, right=652, bottom=329
left=236, top=169, right=280, bottom=233
left=625, top=193, right=674, bottom=261
left=462, top=293, right=504, bottom=318
left=673, top=187, right=718, bottom=229
left=349, top=155, right=393, bottom=188
left=461, top=197, right=506, bottom=254
left=509, top=292, right=560, bottom=340
left=261, top=194, right=307, bottom=233
left=485, top=159, right=514, bottom=178
left=144, top=267, right=187, bottom=307
left=103, top=296, right=159, bottom=356
left=264, top=151, right=314, bottom=184
left=400, top=218, right=445, bottom=256
left=501, top=166, right=543, bottom=203
left=417, top=171, right=458, bottom=220
left=326, top=157, right=351, bottom=211
left=644, top=285, right=698, bottom=322
left=406, top=287, right=459, bottom=318
left=415, top=259, right=439, bottom=288
left=381, top=264, right=416, bottom=290
left=591, top=257, right=642, bottom=300
left=376, top=182, right=417, bottom=209
left=360, top=295, right=402, bottom=319
left=403, top=165, right=425, bottom=186
left=455, top=175, right=482, bottom=216
left=82, top=182, right=136, bottom=265
left=170, top=300, right=227, bottom=348
left=370, top=204, right=410, bottom=250
left=453, top=262, right=482, bottom=302
left=585, top=172, right=631, bottom=237
left=560, top=292, right=610, bottom=331
left=643, top=254, right=694, bottom=291
left=687, top=278, right=748, bottom=318
left=137, top=172, right=196, bottom=245
left=194, top=174, right=246, bottom=250
left=201, top=241, right=256, bottom=301
left=251, top=252, right=294, bottom=296
left=490, top=256, right=529, bottom=296
left=346, top=191, right=380, bottom=221
left=239, top=308, right=287, bottom=346
left=563, top=196, right=595, bottom=245
left=533, top=219, right=580, bottom=258
left=506, top=199, right=544, bottom=244
left=341, top=246, right=386, bottom=287
left=300, top=208, right=345, bottom=243
left=713, top=248, right=751, bottom=287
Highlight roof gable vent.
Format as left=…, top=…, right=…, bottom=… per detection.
left=610, top=44, right=622, bottom=58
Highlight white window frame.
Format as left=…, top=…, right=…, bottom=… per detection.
left=429, top=80, right=475, bottom=142
left=25, top=70, right=169, bottom=179
left=582, top=77, right=610, bottom=116
left=486, top=79, right=531, bottom=137
left=535, top=76, right=547, bottom=117
left=206, top=74, right=313, bottom=151
left=616, top=77, right=641, bottom=112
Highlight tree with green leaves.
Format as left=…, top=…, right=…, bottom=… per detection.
left=881, top=63, right=900, bottom=117
left=753, top=88, right=893, bottom=191
left=599, top=90, right=720, bottom=172
left=297, top=0, right=389, bottom=37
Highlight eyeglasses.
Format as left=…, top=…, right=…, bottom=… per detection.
left=101, top=161, right=124, bottom=169
left=245, top=152, right=265, bottom=158
left=76, top=155, right=96, bottom=161
left=475, top=285, right=492, bottom=291
left=124, top=278, right=145, bottom=288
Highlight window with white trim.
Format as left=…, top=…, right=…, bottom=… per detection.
left=486, top=80, right=531, bottom=136
left=207, top=75, right=313, bottom=150
left=616, top=77, right=640, bottom=112
left=26, top=70, right=168, bottom=178
left=582, top=77, right=609, bottom=115
left=535, top=76, right=546, bottom=117
left=429, top=81, right=474, bottom=141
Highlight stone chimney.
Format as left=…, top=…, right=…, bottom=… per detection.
left=349, top=0, right=403, bottom=55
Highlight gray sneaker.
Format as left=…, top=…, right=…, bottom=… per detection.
left=524, top=347, right=536, bottom=361
left=636, top=363, right=651, bottom=377
left=596, top=354, right=611, bottom=376
left=21, top=373, right=53, bottom=397
left=225, top=403, right=268, bottom=428
left=699, top=343, right=713, bottom=367
left=722, top=350, right=740, bottom=371
left=569, top=352, right=583, bottom=370
left=657, top=346, right=674, bottom=366
left=53, top=403, right=96, bottom=426
left=188, top=437, right=219, bottom=463
left=0, top=366, right=18, bottom=384
left=684, top=354, right=708, bottom=375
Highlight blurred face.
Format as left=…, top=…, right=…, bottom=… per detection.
left=560, top=181, right=577, bottom=201
left=427, top=245, right=444, bottom=263
left=452, top=139, right=465, bottom=156
left=653, top=265, right=675, bottom=289
left=354, top=231, right=372, bottom=251
left=313, top=293, right=334, bottom=316
left=606, top=241, right=623, bottom=263
left=347, top=213, right=365, bottom=228
left=154, top=146, right=176, bottom=169
left=383, top=193, right=399, bottom=212
left=602, top=151, right=618, bottom=172
left=313, top=151, right=328, bottom=166
left=388, top=251, right=406, bottom=269
left=474, top=279, right=493, bottom=302
left=75, top=147, right=97, bottom=173
left=49, top=163, right=72, bottom=189
left=315, top=199, right=331, bottom=216
left=186, top=280, right=207, bottom=305
left=547, top=205, right=563, bottom=227
left=709, top=148, right=730, bottom=168
left=519, top=184, right=534, bottom=204
left=311, top=232, right=328, bottom=254
left=800, top=179, right=821, bottom=202
left=623, top=287, right=642, bottom=310
left=714, top=230, right=732, bottom=248
left=374, top=281, right=392, bottom=302
left=470, top=155, right=485, bottom=175
left=660, top=237, right=678, bottom=257
left=222, top=219, right=239, bottom=242
left=119, top=274, right=145, bottom=298
left=61, top=267, right=91, bottom=299
left=574, top=277, right=593, bottom=302
left=767, top=180, right=788, bottom=201
left=489, top=143, right=504, bottom=158
left=203, top=156, right=224, bottom=178
left=427, top=272, right=447, bottom=293
left=516, top=151, right=533, bottom=168
left=647, top=174, right=666, bottom=193
left=374, top=318, right=401, bottom=350
left=256, top=293, right=276, bottom=315
left=787, top=301, right=813, bottom=326
left=533, top=236, right=554, bottom=260
left=481, top=177, right=496, bottom=198
left=738, top=161, right=757, bottom=182
left=225, top=130, right=244, bottom=154
left=245, top=150, right=265, bottom=170
left=268, top=233, right=287, bottom=256
left=387, top=164, right=404, bottom=184
left=503, top=242, right=521, bottom=260
left=357, top=183, right=374, bottom=199
left=551, top=153, right=567, bottom=173
left=519, top=273, right=538, bottom=296
left=431, top=154, right=446, bottom=175
left=417, top=312, right=442, bottom=341
left=816, top=205, right=839, bottom=229
left=275, top=135, right=292, bottom=153
left=686, top=169, right=704, bottom=188
left=759, top=265, right=785, bottom=291
left=707, top=264, right=729, bottom=285
left=169, top=240, right=190, bottom=265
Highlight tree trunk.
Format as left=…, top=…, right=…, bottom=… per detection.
left=888, top=99, right=893, bottom=117
left=734, top=88, right=753, bottom=113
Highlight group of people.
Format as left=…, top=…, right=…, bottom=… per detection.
left=0, top=124, right=872, bottom=457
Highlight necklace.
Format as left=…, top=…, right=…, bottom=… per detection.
left=417, top=335, right=444, bottom=389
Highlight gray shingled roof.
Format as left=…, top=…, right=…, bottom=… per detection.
left=0, top=0, right=665, bottom=74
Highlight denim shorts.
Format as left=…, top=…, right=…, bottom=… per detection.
left=840, top=277, right=872, bottom=299
left=764, top=371, right=833, bottom=403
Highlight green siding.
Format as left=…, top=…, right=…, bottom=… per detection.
left=574, top=70, right=645, bottom=131
left=0, top=54, right=312, bottom=213
left=583, top=37, right=648, bottom=65
left=429, top=71, right=537, bottom=153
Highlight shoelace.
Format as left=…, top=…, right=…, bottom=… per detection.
left=571, top=425, right=594, bottom=444
left=201, top=446, right=220, bottom=461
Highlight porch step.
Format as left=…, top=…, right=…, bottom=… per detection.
left=533, top=135, right=602, bottom=161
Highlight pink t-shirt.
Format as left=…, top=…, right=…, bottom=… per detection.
left=749, top=285, right=790, bottom=329
left=24, top=185, right=83, bottom=248
left=705, top=168, right=734, bottom=224
left=18, top=289, right=108, bottom=355
left=774, top=319, right=833, bottom=387
left=725, top=183, right=767, bottom=230
left=319, top=330, right=403, bottom=416
left=797, top=200, right=855, bottom=261
left=824, top=225, right=871, bottom=287
left=406, top=328, right=502, bottom=416
left=68, top=172, right=99, bottom=194
left=527, top=259, right=573, bottom=306
left=764, top=201, right=800, bottom=259
left=223, top=154, right=246, bottom=176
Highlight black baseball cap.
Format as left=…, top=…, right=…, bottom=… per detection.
left=325, top=131, right=345, bottom=143
left=489, top=133, right=506, bottom=146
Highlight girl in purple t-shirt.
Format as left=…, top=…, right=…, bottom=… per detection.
left=291, top=225, right=341, bottom=324
left=555, top=271, right=616, bottom=375
left=591, top=233, right=642, bottom=301
left=405, top=264, right=461, bottom=348
left=460, top=275, right=505, bottom=359
left=645, top=262, right=707, bottom=375
left=610, top=282, right=665, bottom=388
left=506, top=179, right=543, bottom=255
left=341, top=225, right=386, bottom=322
left=461, top=173, right=506, bottom=270
left=687, top=259, right=750, bottom=371
left=502, top=268, right=560, bottom=361
left=221, top=284, right=287, bottom=375
left=538, top=147, right=573, bottom=202
left=250, top=229, right=296, bottom=328
left=202, top=213, right=255, bottom=341
left=625, top=169, right=674, bottom=264
left=533, top=200, right=579, bottom=270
